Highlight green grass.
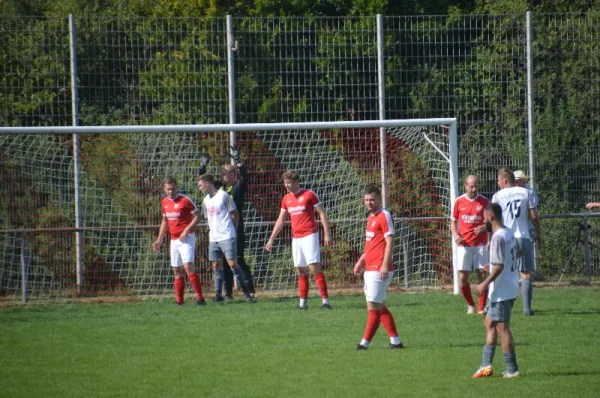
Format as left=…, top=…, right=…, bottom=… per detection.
left=1, top=287, right=600, bottom=397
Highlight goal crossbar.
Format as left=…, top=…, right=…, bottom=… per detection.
left=0, top=118, right=457, bottom=135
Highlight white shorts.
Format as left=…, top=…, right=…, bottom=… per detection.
left=169, top=233, right=196, bottom=268
left=455, top=245, right=488, bottom=272
left=291, top=232, right=321, bottom=267
left=364, top=270, right=394, bottom=303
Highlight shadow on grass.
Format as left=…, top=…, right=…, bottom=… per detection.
left=540, top=370, right=600, bottom=377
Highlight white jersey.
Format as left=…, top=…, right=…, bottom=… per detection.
left=202, top=190, right=237, bottom=242
left=492, top=186, right=534, bottom=239
left=488, top=227, right=519, bottom=303
left=526, top=187, right=539, bottom=231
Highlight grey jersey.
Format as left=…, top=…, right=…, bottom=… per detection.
left=492, top=186, right=534, bottom=239
left=488, top=227, right=519, bottom=303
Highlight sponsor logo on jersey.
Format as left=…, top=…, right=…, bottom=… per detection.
left=461, top=214, right=482, bottom=224
left=366, top=230, right=375, bottom=241
left=288, top=205, right=306, bottom=215
left=165, top=212, right=181, bottom=219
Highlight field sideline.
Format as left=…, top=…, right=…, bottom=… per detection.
left=1, top=287, right=599, bottom=397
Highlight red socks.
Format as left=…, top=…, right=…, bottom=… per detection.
left=460, top=284, right=475, bottom=306
left=363, top=309, right=381, bottom=343
left=380, top=307, right=399, bottom=337
left=314, top=272, right=329, bottom=299
left=298, top=274, right=309, bottom=299
left=478, top=288, right=487, bottom=312
left=174, top=277, right=185, bottom=304
left=188, top=272, right=204, bottom=300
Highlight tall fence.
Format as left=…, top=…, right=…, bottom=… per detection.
left=1, top=12, right=600, bottom=303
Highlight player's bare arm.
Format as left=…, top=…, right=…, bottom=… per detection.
left=265, top=210, right=288, bottom=252
left=586, top=202, right=600, bottom=209
left=152, top=216, right=168, bottom=253
left=231, top=209, right=239, bottom=231
left=475, top=264, right=503, bottom=296
left=529, top=208, right=542, bottom=246
left=380, top=235, right=394, bottom=280
left=353, top=253, right=366, bottom=276
left=450, top=219, right=465, bottom=244
left=315, top=204, right=332, bottom=245
left=179, top=212, right=200, bottom=241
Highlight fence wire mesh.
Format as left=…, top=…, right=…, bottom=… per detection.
left=1, top=13, right=600, bottom=303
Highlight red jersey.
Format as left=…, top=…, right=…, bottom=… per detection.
left=364, top=208, right=395, bottom=272
left=451, top=194, right=488, bottom=247
left=281, top=189, right=320, bottom=238
left=161, top=194, right=199, bottom=240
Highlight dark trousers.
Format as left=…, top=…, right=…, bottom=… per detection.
left=222, top=232, right=255, bottom=296
left=222, top=255, right=255, bottom=296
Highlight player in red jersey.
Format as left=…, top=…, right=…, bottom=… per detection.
left=451, top=175, right=489, bottom=314
left=265, top=170, right=332, bottom=309
left=152, top=176, right=205, bottom=306
left=353, top=184, right=403, bottom=350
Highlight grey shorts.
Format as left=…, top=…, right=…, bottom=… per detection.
left=516, top=238, right=535, bottom=273
left=486, top=299, right=515, bottom=322
left=208, top=238, right=237, bottom=261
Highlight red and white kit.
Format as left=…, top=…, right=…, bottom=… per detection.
left=363, top=208, right=395, bottom=303
left=161, top=194, right=198, bottom=267
left=281, top=189, right=321, bottom=267
left=452, top=194, right=489, bottom=271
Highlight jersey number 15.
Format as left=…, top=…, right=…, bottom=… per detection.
left=506, top=199, right=522, bottom=220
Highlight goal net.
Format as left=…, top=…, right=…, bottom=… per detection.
left=0, top=119, right=458, bottom=305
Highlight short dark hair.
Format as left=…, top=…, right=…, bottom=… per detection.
left=198, top=173, right=215, bottom=186
left=363, top=184, right=381, bottom=198
left=282, top=170, right=300, bottom=182
left=485, top=202, right=503, bottom=222
left=163, top=176, right=177, bottom=187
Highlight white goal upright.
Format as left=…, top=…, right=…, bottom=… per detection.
left=0, top=119, right=459, bottom=305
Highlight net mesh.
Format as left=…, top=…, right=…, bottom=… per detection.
left=0, top=123, right=454, bottom=304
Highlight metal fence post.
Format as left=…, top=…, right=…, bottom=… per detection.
left=582, top=216, right=591, bottom=284
left=526, top=11, right=536, bottom=190
left=226, top=15, right=237, bottom=157
left=376, top=14, right=387, bottom=208
left=20, top=232, right=29, bottom=304
left=69, top=14, right=84, bottom=295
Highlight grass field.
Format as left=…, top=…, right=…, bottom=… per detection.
left=1, top=287, right=599, bottom=397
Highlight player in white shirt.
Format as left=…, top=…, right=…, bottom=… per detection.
left=472, top=203, right=520, bottom=379
left=197, top=173, right=253, bottom=302
left=492, top=168, right=541, bottom=316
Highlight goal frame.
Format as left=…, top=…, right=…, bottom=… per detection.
left=0, top=118, right=461, bottom=299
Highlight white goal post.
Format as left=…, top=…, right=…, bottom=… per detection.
left=0, top=118, right=460, bottom=304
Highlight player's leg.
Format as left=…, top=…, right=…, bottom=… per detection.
left=180, top=233, right=205, bottom=304
left=496, top=299, right=519, bottom=377
left=170, top=240, right=186, bottom=305
left=473, top=305, right=498, bottom=377
left=292, top=237, right=310, bottom=308
left=221, top=253, right=234, bottom=300
left=221, top=238, right=253, bottom=302
left=519, top=238, right=535, bottom=316
left=476, top=246, right=489, bottom=314
left=237, top=230, right=256, bottom=298
left=208, top=241, right=224, bottom=302
left=303, top=233, right=330, bottom=308
left=357, top=271, right=384, bottom=350
left=457, top=246, right=476, bottom=313
left=378, top=271, right=403, bottom=348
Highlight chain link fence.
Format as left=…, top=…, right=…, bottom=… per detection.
left=1, top=12, right=599, bottom=303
